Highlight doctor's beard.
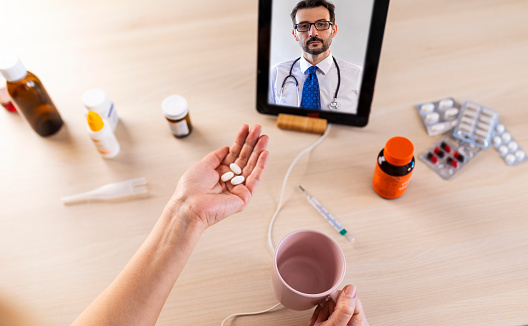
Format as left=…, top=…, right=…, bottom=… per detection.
left=302, top=36, right=332, bottom=55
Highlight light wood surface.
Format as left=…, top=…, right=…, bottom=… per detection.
left=1, top=0, right=527, bottom=325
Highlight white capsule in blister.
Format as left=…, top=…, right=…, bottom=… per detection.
left=493, top=136, right=502, bottom=147
left=479, top=116, right=492, bottom=124
left=420, top=103, right=435, bottom=114
left=459, top=123, right=473, bottom=133
left=499, top=145, right=509, bottom=156
left=508, top=141, right=518, bottom=151
left=501, top=132, right=512, bottom=142
left=463, top=110, right=478, bottom=118
left=505, top=154, right=516, bottom=165
left=444, top=108, right=459, bottom=119
left=230, top=175, right=245, bottom=185
left=221, top=171, right=235, bottom=182
left=439, top=99, right=454, bottom=109
left=477, top=122, right=490, bottom=131
left=431, top=124, right=445, bottom=132
left=229, top=163, right=242, bottom=175
left=515, top=150, right=526, bottom=161
left=465, top=102, right=480, bottom=111
left=475, top=129, right=489, bottom=138
left=461, top=116, right=475, bottom=125
left=495, top=124, right=505, bottom=134
left=481, top=108, right=495, bottom=117
left=425, top=112, right=439, bottom=124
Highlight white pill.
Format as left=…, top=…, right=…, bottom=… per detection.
left=465, top=102, right=480, bottom=111
left=499, top=145, right=509, bottom=156
left=501, top=132, right=512, bottom=142
left=420, top=103, right=435, bottom=114
left=508, top=141, right=518, bottom=151
left=221, top=171, right=234, bottom=182
left=475, top=129, right=489, bottom=138
left=479, top=116, right=492, bottom=124
left=515, top=150, right=526, bottom=161
left=431, top=124, right=445, bottom=132
left=229, top=163, right=242, bottom=175
left=505, top=154, right=516, bottom=165
left=493, top=136, right=502, bottom=147
left=439, top=99, right=454, bottom=109
left=495, top=124, right=505, bottom=134
left=230, top=175, right=245, bottom=185
left=461, top=117, right=475, bottom=125
left=481, top=108, right=495, bottom=117
left=463, top=110, right=478, bottom=118
left=425, top=112, right=439, bottom=124
left=459, top=123, right=473, bottom=133
left=444, top=108, right=459, bottom=119
left=477, top=122, right=490, bottom=131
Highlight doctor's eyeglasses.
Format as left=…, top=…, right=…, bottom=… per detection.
left=294, top=21, right=333, bottom=32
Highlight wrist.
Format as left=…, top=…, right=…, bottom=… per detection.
left=163, top=197, right=208, bottom=234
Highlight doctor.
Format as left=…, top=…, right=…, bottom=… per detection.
left=269, top=0, right=362, bottom=114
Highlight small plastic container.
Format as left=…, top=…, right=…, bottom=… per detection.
left=372, top=137, right=415, bottom=199
left=162, top=95, right=192, bottom=138
left=0, top=75, right=16, bottom=112
left=82, top=88, right=118, bottom=130
left=87, top=110, right=120, bottom=158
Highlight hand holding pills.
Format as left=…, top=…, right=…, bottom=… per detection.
left=170, top=124, right=269, bottom=229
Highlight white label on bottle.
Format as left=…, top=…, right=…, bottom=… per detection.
left=168, top=119, right=189, bottom=136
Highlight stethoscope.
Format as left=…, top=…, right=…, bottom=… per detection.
left=279, top=56, right=341, bottom=110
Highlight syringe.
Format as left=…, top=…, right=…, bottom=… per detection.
left=298, top=185, right=355, bottom=243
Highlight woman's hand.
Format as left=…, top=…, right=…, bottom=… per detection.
left=168, top=124, right=269, bottom=230
left=309, top=285, right=369, bottom=326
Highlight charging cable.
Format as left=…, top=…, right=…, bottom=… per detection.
left=220, top=125, right=332, bottom=325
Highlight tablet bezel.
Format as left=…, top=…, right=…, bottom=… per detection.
left=256, top=0, right=390, bottom=126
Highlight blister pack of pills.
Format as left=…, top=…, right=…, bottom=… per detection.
left=416, top=97, right=461, bottom=136
left=491, top=121, right=527, bottom=165
left=452, top=101, right=498, bottom=149
left=419, top=134, right=482, bottom=180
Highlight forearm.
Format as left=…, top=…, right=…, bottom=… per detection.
left=72, top=206, right=203, bottom=326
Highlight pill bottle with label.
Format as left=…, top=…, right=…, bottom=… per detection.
left=372, top=136, right=415, bottom=199
left=0, top=75, right=16, bottom=112
left=87, top=110, right=120, bottom=158
left=162, top=95, right=192, bottom=138
left=82, top=88, right=118, bottom=130
left=0, top=55, right=63, bottom=136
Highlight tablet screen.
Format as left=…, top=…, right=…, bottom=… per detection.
left=256, top=0, right=390, bottom=126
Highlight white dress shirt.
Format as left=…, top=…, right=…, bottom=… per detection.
left=268, top=54, right=362, bottom=114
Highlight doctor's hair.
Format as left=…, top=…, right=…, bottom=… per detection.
left=290, top=0, right=336, bottom=26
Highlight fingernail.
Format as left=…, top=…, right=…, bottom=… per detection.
left=344, top=286, right=357, bottom=298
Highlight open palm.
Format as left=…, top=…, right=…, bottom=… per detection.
left=170, top=124, right=269, bottom=229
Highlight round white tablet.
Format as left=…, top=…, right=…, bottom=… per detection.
left=505, top=154, right=516, bottom=165
left=508, top=141, right=518, bottom=151
left=420, top=103, right=434, bottom=114
left=501, top=132, right=512, bottom=142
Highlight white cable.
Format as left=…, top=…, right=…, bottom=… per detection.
left=267, top=124, right=332, bottom=253
left=220, top=125, right=331, bottom=326
left=220, top=302, right=282, bottom=326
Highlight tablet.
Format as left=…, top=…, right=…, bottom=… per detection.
left=256, top=0, right=390, bottom=127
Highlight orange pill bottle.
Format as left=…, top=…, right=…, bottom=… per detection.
left=372, top=137, right=415, bottom=199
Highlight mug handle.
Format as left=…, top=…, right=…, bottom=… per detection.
left=319, top=289, right=342, bottom=307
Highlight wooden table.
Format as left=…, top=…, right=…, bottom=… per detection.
left=1, top=0, right=527, bottom=325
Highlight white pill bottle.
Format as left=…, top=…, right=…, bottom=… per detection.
left=82, top=88, right=119, bottom=131
left=87, top=110, right=120, bottom=158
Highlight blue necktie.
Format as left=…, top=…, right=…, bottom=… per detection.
left=301, top=66, right=321, bottom=110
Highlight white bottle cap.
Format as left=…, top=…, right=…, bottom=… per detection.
left=0, top=55, right=28, bottom=82
left=82, top=88, right=112, bottom=113
left=162, top=95, right=189, bottom=120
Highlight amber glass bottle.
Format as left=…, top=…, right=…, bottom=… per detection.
left=0, top=55, right=63, bottom=136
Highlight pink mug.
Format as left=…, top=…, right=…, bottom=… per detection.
left=272, top=229, right=346, bottom=310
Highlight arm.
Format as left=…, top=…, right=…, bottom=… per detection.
left=72, top=124, right=269, bottom=326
